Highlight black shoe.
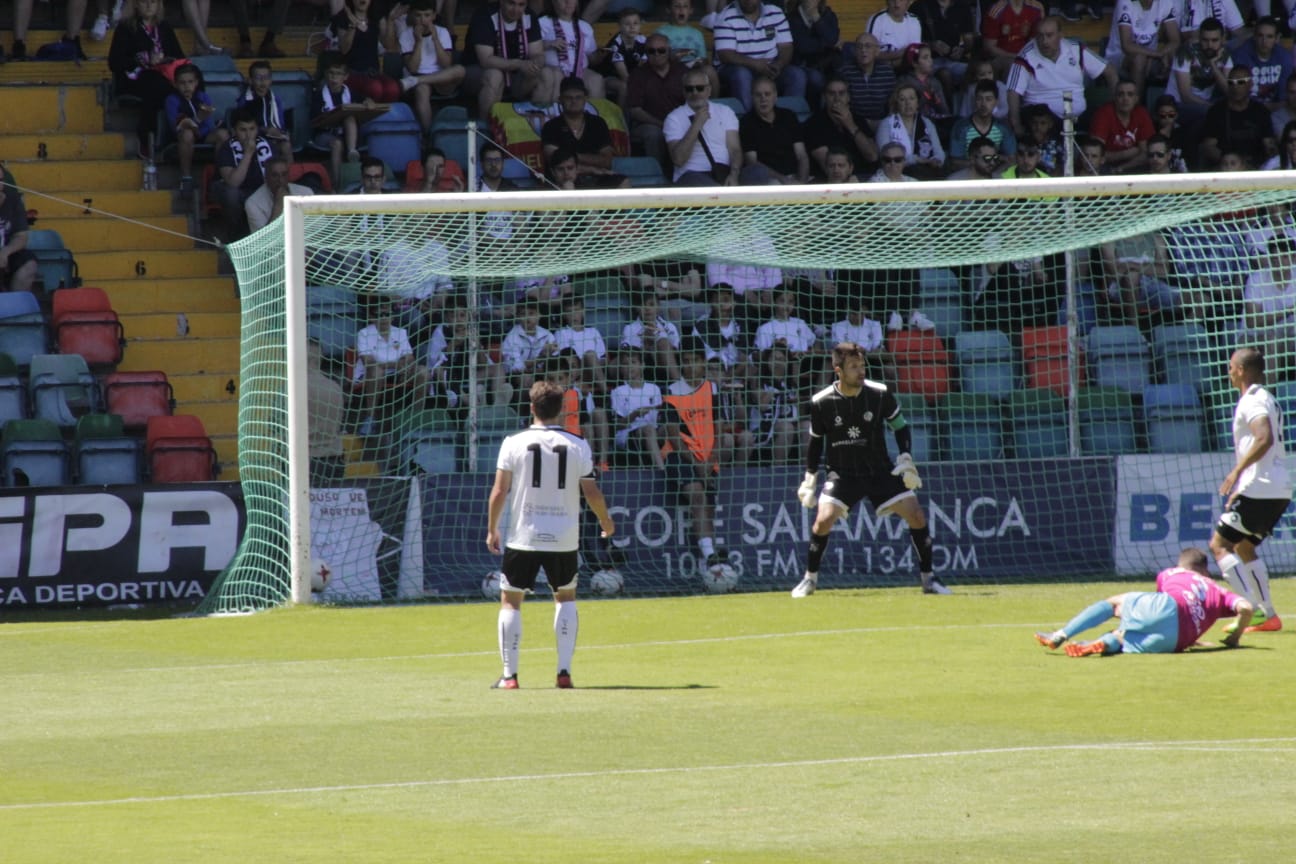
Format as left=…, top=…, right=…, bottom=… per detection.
left=11, top=39, right=27, bottom=61
left=491, top=674, right=519, bottom=690
left=1086, top=2, right=1103, bottom=18
left=63, top=35, right=86, bottom=61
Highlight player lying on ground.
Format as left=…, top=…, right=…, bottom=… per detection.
left=1034, top=547, right=1254, bottom=656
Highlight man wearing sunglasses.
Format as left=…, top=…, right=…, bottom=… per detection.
left=625, top=32, right=689, bottom=170
left=663, top=69, right=745, bottom=185
left=1200, top=64, right=1276, bottom=168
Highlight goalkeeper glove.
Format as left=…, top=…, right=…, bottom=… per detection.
left=892, top=453, right=922, bottom=490
left=796, top=472, right=819, bottom=509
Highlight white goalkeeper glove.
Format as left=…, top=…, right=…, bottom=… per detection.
left=796, top=472, right=819, bottom=509
left=892, top=453, right=922, bottom=490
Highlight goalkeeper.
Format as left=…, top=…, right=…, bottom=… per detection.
left=791, top=342, right=951, bottom=598
left=1034, top=548, right=1254, bottom=656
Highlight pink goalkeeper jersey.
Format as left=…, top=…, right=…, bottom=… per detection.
left=1154, top=566, right=1244, bottom=652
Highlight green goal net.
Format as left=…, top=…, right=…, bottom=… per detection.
left=201, top=175, right=1296, bottom=612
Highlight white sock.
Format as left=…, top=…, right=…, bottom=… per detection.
left=1246, top=559, right=1276, bottom=617
left=699, top=536, right=716, bottom=559
left=1217, top=553, right=1255, bottom=602
left=498, top=606, right=521, bottom=678
left=554, top=601, right=578, bottom=673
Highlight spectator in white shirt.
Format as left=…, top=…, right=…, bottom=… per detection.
left=664, top=68, right=745, bottom=185
left=354, top=298, right=431, bottom=436
left=610, top=351, right=666, bottom=468
left=554, top=295, right=609, bottom=396
left=622, top=291, right=682, bottom=385
left=501, top=300, right=558, bottom=401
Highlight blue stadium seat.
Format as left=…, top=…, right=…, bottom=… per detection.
left=74, top=413, right=142, bottom=485
left=0, top=291, right=48, bottom=368
left=918, top=268, right=963, bottom=340
left=612, top=156, right=666, bottom=188
left=954, top=329, right=1016, bottom=397
left=775, top=95, right=812, bottom=123
left=1077, top=386, right=1138, bottom=455
left=0, top=352, right=27, bottom=424
left=939, top=393, right=1003, bottom=461
left=1151, top=322, right=1212, bottom=389
left=887, top=393, right=937, bottom=463
left=1007, top=388, right=1069, bottom=458
left=187, top=54, right=239, bottom=77
left=712, top=97, right=746, bottom=116
left=363, top=102, right=424, bottom=175
left=2, top=418, right=70, bottom=487
left=26, top=229, right=79, bottom=292
left=1087, top=325, right=1151, bottom=392
left=391, top=411, right=459, bottom=474
left=307, top=285, right=360, bottom=360
left=1143, top=383, right=1203, bottom=454
left=29, top=353, right=101, bottom=429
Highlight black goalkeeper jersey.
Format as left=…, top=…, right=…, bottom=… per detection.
left=808, top=379, right=900, bottom=478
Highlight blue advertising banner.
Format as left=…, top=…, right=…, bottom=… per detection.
left=421, top=459, right=1117, bottom=596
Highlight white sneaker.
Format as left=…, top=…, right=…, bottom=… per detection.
left=90, top=13, right=110, bottom=40
left=401, top=75, right=420, bottom=92
left=791, top=574, right=817, bottom=598
left=909, top=310, right=936, bottom=331
left=886, top=311, right=904, bottom=332
left=110, top=0, right=125, bottom=23
left=921, top=575, right=952, bottom=595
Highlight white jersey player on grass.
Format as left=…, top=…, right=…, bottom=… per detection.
left=1209, top=347, right=1291, bottom=634
left=486, top=380, right=616, bottom=690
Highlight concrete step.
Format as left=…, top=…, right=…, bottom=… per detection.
left=2, top=132, right=126, bottom=161
left=0, top=85, right=102, bottom=134
left=121, top=310, right=240, bottom=340
left=76, top=251, right=224, bottom=281
left=15, top=158, right=142, bottom=191
left=101, top=278, right=239, bottom=313
left=185, top=399, right=238, bottom=437
left=118, top=336, right=239, bottom=375
left=37, top=215, right=196, bottom=251
left=169, top=372, right=241, bottom=403
left=211, top=434, right=239, bottom=480
left=32, top=189, right=174, bottom=219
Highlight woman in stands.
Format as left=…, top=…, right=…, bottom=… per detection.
left=108, top=0, right=185, bottom=160
left=333, top=0, right=403, bottom=104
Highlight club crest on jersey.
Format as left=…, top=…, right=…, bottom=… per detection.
left=863, top=411, right=873, bottom=421
left=834, top=415, right=843, bottom=426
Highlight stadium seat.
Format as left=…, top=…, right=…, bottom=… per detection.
left=0, top=291, right=49, bottom=368
left=939, top=393, right=1004, bottom=461
left=1077, top=386, right=1139, bottom=455
left=187, top=54, right=239, bottom=77
left=26, top=229, right=79, bottom=292
left=74, top=413, right=142, bottom=485
left=0, top=352, right=26, bottom=424
left=473, top=431, right=510, bottom=473
left=146, top=414, right=219, bottom=482
left=307, top=285, right=360, bottom=360
left=917, top=268, right=963, bottom=341
left=953, top=329, right=1016, bottom=397
left=288, top=161, right=334, bottom=194
left=2, top=418, right=70, bottom=487
left=612, top=156, right=667, bottom=188
left=886, top=331, right=951, bottom=403
left=102, top=371, right=175, bottom=430
left=1087, top=325, right=1151, bottom=392
left=272, top=70, right=316, bottom=155
left=1007, top=388, right=1070, bottom=458
left=364, top=102, right=423, bottom=176
left=889, top=393, right=937, bottom=463
left=477, top=404, right=523, bottom=431
left=1143, top=383, right=1203, bottom=453
left=775, top=95, right=812, bottom=123
left=29, top=353, right=100, bottom=429
left=1151, top=322, right=1211, bottom=389
left=338, top=159, right=399, bottom=194
left=712, top=97, right=746, bottom=116
left=1021, top=325, right=1085, bottom=396
left=52, top=287, right=125, bottom=368
left=390, top=418, right=459, bottom=475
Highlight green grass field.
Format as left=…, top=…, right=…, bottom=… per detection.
left=3, top=581, right=1294, bottom=863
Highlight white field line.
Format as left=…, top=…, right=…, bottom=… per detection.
left=2, top=738, right=1294, bottom=812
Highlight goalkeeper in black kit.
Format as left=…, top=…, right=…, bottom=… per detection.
left=791, top=342, right=952, bottom=597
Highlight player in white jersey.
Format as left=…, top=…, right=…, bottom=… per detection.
left=1209, top=347, right=1291, bottom=633
left=486, top=380, right=616, bottom=689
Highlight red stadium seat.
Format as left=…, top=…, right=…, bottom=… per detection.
left=103, top=371, right=175, bottom=430
left=52, top=287, right=125, bottom=367
left=146, top=414, right=218, bottom=482
left=886, top=331, right=951, bottom=403
left=1022, top=325, right=1085, bottom=396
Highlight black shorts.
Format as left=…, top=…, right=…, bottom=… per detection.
left=663, top=450, right=716, bottom=505
left=1215, top=496, right=1291, bottom=546
left=501, top=547, right=580, bottom=593
left=4, top=248, right=35, bottom=282
left=820, top=468, right=912, bottom=515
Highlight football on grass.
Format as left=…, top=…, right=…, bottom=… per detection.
left=703, top=563, right=739, bottom=594
left=481, top=570, right=503, bottom=600
left=309, top=558, right=332, bottom=593
left=589, top=568, right=624, bottom=596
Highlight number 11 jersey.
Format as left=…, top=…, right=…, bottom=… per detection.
left=496, top=425, right=594, bottom=552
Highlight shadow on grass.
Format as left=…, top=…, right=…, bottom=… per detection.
left=578, top=684, right=717, bottom=690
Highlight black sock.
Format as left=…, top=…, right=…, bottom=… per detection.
left=806, top=531, right=830, bottom=574
left=910, top=525, right=932, bottom=573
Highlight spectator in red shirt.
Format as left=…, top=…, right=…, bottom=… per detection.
left=982, top=0, right=1046, bottom=76
left=1088, top=79, right=1156, bottom=173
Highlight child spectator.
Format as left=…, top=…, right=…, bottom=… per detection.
left=501, top=300, right=559, bottom=408
left=622, top=291, right=682, bottom=386
left=899, top=43, right=951, bottom=130
left=690, top=282, right=751, bottom=386
left=656, top=0, right=722, bottom=92
left=354, top=297, right=431, bottom=437
left=610, top=351, right=665, bottom=468
left=214, top=108, right=274, bottom=241
left=958, top=57, right=1009, bottom=119
left=427, top=295, right=512, bottom=411
left=1018, top=104, right=1065, bottom=175
left=547, top=351, right=611, bottom=470
left=554, top=295, right=609, bottom=396
left=335, top=0, right=403, bottom=103
left=107, top=0, right=185, bottom=159
left=750, top=344, right=799, bottom=465
left=241, top=59, right=293, bottom=161
left=310, top=52, right=366, bottom=190
left=541, top=0, right=605, bottom=99
left=166, top=63, right=229, bottom=200
left=405, top=146, right=468, bottom=192
left=590, top=7, right=647, bottom=102
left=396, top=0, right=467, bottom=133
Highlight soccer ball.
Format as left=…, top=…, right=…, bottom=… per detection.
left=702, top=562, right=740, bottom=594
left=589, top=568, right=624, bottom=596
left=481, top=570, right=503, bottom=600
left=309, top=558, right=332, bottom=593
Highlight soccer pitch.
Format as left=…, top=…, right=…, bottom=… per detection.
left=3, top=582, right=1293, bottom=863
